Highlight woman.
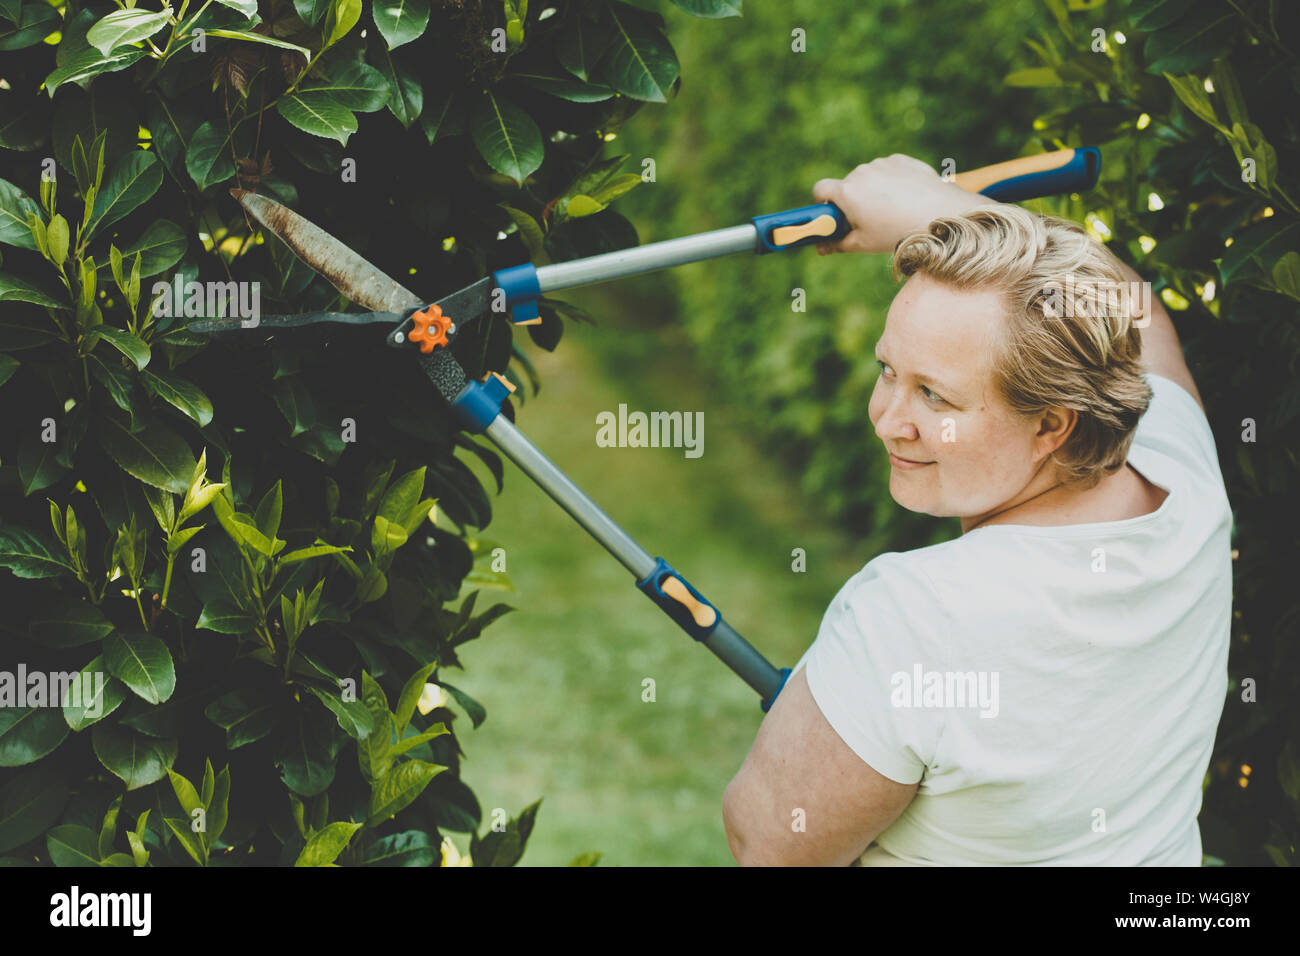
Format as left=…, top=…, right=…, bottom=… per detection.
left=721, top=155, right=1233, bottom=866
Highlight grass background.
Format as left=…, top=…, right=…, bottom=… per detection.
left=447, top=281, right=867, bottom=866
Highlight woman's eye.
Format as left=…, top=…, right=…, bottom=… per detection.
left=921, top=385, right=945, bottom=403
left=875, top=359, right=891, bottom=376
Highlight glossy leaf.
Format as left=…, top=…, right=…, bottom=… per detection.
left=97, top=415, right=194, bottom=494
left=0, top=708, right=68, bottom=767
left=470, top=92, right=543, bottom=186
left=104, top=633, right=176, bottom=704
left=92, top=724, right=177, bottom=790
left=0, top=767, right=68, bottom=853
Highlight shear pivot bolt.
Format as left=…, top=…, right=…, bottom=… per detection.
left=393, top=332, right=405, bottom=344
left=407, top=304, right=453, bottom=353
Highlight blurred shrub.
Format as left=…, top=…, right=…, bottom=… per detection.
left=614, top=0, right=1053, bottom=552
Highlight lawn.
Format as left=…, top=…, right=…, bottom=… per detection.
left=446, top=281, right=871, bottom=866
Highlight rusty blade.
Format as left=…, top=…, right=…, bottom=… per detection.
left=231, top=188, right=423, bottom=314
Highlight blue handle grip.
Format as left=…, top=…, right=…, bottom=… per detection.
left=979, top=146, right=1101, bottom=202
left=752, top=203, right=851, bottom=254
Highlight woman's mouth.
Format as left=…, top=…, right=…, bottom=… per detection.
left=888, top=452, right=934, bottom=470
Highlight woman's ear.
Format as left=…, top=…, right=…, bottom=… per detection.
left=1033, top=406, right=1078, bottom=463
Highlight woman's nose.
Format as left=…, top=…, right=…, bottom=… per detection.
left=873, top=391, right=919, bottom=442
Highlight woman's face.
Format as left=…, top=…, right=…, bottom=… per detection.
left=868, top=274, right=1064, bottom=522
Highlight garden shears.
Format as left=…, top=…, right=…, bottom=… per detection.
left=190, top=146, right=1101, bottom=711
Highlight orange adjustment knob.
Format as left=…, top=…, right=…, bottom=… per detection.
left=407, top=305, right=453, bottom=353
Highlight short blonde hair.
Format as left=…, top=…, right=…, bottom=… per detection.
left=891, top=204, right=1153, bottom=490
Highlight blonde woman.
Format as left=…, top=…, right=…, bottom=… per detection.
left=722, top=155, right=1232, bottom=866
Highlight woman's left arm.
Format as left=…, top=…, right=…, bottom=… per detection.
left=722, top=667, right=919, bottom=866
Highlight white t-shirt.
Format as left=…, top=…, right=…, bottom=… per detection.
left=794, top=372, right=1233, bottom=866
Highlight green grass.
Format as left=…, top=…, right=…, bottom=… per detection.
left=448, top=282, right=867, bottom=866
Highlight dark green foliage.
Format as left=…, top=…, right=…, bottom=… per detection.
left=1009, top=0, right=1298, bottom=867
left=0, top=0, right=725, bottom=866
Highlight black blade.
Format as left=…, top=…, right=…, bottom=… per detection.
left=187, top=311, right=407, bottom=334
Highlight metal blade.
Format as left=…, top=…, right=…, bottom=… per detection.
left=231, top=189, right=423, bottom=314
left=188, top=310, right=407, bottom=334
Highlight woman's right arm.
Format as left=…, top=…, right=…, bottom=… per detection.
left=811, top=153, right=1205, bottom=413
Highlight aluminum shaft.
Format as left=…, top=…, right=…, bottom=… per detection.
left=535, top=224, right=759, bottom=293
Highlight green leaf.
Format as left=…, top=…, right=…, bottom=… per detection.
left=168, top=769, right=203, bottom=819
left=63, top=656, right=128, bottom=731
left=357, top=672, right=392, bottom=781
left=195, top=599, right=256, bottom=635
left=86, top=9, right=171, bottom=56
left=206, top=28, right=310, bottom=58
left=104, top=633, right=176, bottom=705
left=360, top=830, right=439, bottom=866
left=599, top=4, right=679, bottom=103
left=0, top=271, right=63, bottom=308
left=293, top=0, right=331, bottom=25
left=92, top=724, right=177, bottom=790
left=668, top=0, right=742, bottom=16
left=210, top=494, right=277, bottom=557
left=325, top=0, right=362, bottom=47
left=294, top=821, right=362, bottom=866
left=0, top=2, right=59, bottom=52
left=308, top=686, right=375, bottom=740
left=185, top=121, right=236, bottom=192
left=214, top=0, right=258, bottom=17
left=1271, top=251, right=1300, bottom=302
left=29, top=605, right=114, bottom=648
left=372, top=0, right=430, bottom=50
left=0, top=354, right=18, bottom=388
left=304, top=59, right=389, bottom=112
left=390, top=723, right=448, bottom=757
left=567, top=851, right=602, bottom=866
left=85, top=151, right=162, bottom=240
left=516, top=72, right=615, bottom=102
left=557, top=8, right=614, bottom=81
left=163, top=816, right=206, bottom=865
left=43, top=47, right=147, bottom=97
left=254, top=480, right=283, bottom=543
left=46, top=825, right=101, bottom=866
left=97, top=414, right=194, bottom=494
left=498, top=204, right=545, bottom=260
left=87, top=325, right=150, bottom=370
left=1220, top=219, right=1300, bottom=284
left=277, top=91, right=358, bottom=145
left=205, top=690, right=276, bottom=749
left=17, top=433, right=67, bottom=496
left=470, top=798, right=541, bottom=866
left=0, top=527, right=74, bottom=579
left=101, top=219, right=189, bottom=279
left=0, top=708, right=68, bottom=766
left=471, top=91, right=543, bottom=187
left=141, top=369, right=213, bottom=427
left=0, top=767, right=68, bottom=854
left=395, top=661, right=437, bottom=735
left=372, top=43, right=422, bottom=127
left=208, top=765, right=230, bottom=843
left=0, top=179, right=39, bottom=249
left=367, top=759, right=444, bottom=826
left=98, top=795, right=122, bottom=858
left=277, top=711, right=338, bottom=797
left=278, top=543, right=351, bottom=565
left=439, top=679, right=487, bottom=729
left=1143, top=7, right=1234, bottom=75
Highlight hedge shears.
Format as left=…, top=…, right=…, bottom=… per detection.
left=190, top=146, right=1101, bottom=712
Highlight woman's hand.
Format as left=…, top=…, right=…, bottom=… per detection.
left=811, top=154, right=997, bottom=256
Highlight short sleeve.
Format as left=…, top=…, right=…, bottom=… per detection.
left=792, top=554, right=950, bottom=786
left=1132, top=372, right=1223, bottom=485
